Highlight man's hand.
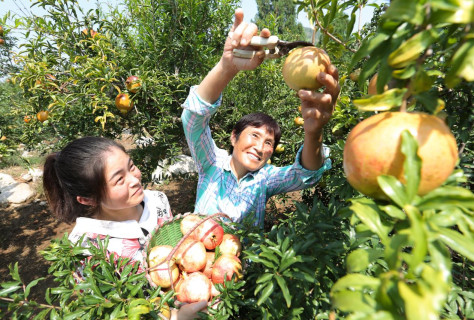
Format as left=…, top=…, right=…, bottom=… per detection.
left=222, top=8, right=271, bottom=72
left=299, top=64, right=340, bottom=136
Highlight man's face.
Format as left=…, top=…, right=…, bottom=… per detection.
left=230, top=125, right=275, bottom=179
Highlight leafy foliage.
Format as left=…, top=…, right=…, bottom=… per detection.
left=1, top=0, right=473, bottom=318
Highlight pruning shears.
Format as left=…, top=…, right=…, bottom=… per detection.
left=233, top=35, right=314, bottom=59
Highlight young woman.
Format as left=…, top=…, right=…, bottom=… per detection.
left=181, top=9, right=340, bottom=227
left=43, top=136, right=206, bottom=319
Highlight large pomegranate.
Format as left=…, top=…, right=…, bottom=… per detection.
left=282, top=46, right=331, bottom=91
left=343, top=112, right=458, bottom=199
left=211, top=254, right=242, bottom=284
left=174, top=238, right=207, bottom=272
left=175, top=272, right=212, bottom=303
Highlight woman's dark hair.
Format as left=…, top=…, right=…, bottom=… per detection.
left=43, top=136, right=126, bottom=223
left=231, top=112, right=281, bottom=152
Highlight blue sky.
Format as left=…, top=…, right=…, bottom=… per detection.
left=2, top=0, right=379, bottom=30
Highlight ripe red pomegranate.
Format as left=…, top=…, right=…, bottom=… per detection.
left=211, top=254, right=242, bottom=284
left=125, top=75, right=141, bottom=93
left=219, top=234, right=242, bottom=256
left=343, top=112, right=458, bottom=199
left=175, top=272, right=212, bottom=303
left=174, top=238, right=207, bottom=272
left=195, top=219, right=224, bottom=250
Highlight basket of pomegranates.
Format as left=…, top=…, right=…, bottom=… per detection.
left=144, top=212, right=243, bottom=305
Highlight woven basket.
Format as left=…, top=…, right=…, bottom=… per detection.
left=144, top=212, right=235, bottom=290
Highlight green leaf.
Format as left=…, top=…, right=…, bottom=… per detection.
left=63, top=310, right=87, bottom=320
left=388, top=29, right=438, bottom=68
left=350, top=32, right=390, bottom=70
left=415, top=93, right=446, bottom=114
left=415, top=186, right=474, bottom=211
left=331, top=290, right=377, bottom=313
left=378, top=175, right=409, bottom=207
left=332, top=274, right=381, bottom=292
left=404, top=206, right=427, bottom=269
left=353, top=88, right=407, bottom=111
left=445, top=39, right=474, bottom=88
left=274, top=274, right=292, bottom=308
left=0, top=285, right=22, bottom=296
left=411, top=69, right=435, bottom=94
left=24, top=277, right=45, bottom=299
left=438, top=227, right=474, bottom=261
left=430, top=0, right=474, bottom=24
left=346, top=248, right=384, bottom=273
left=258, top=251, right=280, bottom=265
left=392, top=65, right=416, bottom=79
left=9, top=262, right=21, bottom=282
left=257, top=281, right=275, bottom=306
left=383, top=0, right=424, bottom=24
left=427, top=241, right=452, bottom=283
left=252, top=256, right=277, bottom=269
left=385, top=234, right=409, bottom=269
left=256, top=273, right=274, bottom=284
left=380, top=205, right=406, bottom=220
left=400, top=130, right=421, bottom=202
left=128, top=305, right=151, bottom=320
left=350, top=199, right=391, bottom=243
left=398, top=281, right=439, bottom=320
left=346, top=11, right=356, bottom=39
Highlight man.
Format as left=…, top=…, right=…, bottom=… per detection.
left=181, top=8, right=340, bottom=227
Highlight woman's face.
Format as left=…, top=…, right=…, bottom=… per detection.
left=100, top=147, right=144, bottom=212
left=231, top=125, right=275, bottom=179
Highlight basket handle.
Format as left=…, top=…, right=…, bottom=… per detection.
left=164, top=212, right=231, bottom=292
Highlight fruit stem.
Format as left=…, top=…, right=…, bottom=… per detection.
left=310, top=4, right=356, bottom=53
left=399, top=88, right=412, bottom=113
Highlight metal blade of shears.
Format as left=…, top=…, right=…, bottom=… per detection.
left=233, top=36, right=314, bottom=59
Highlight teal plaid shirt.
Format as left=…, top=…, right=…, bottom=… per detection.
left=181, top=86, right=331, bottom=227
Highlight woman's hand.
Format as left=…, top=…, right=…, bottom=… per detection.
left=222, top=8, right=271, bottom=73
left=170, top=300, right=208, bottom=320
left=299, top=64, right=340, bottom=136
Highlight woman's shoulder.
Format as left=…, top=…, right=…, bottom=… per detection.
left=144, top=189, right=168, bottom=201
left=143, top=190, right=171, bottom=218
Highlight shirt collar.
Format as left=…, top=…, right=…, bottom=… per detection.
left=222, top=155, right=258, bottom=180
